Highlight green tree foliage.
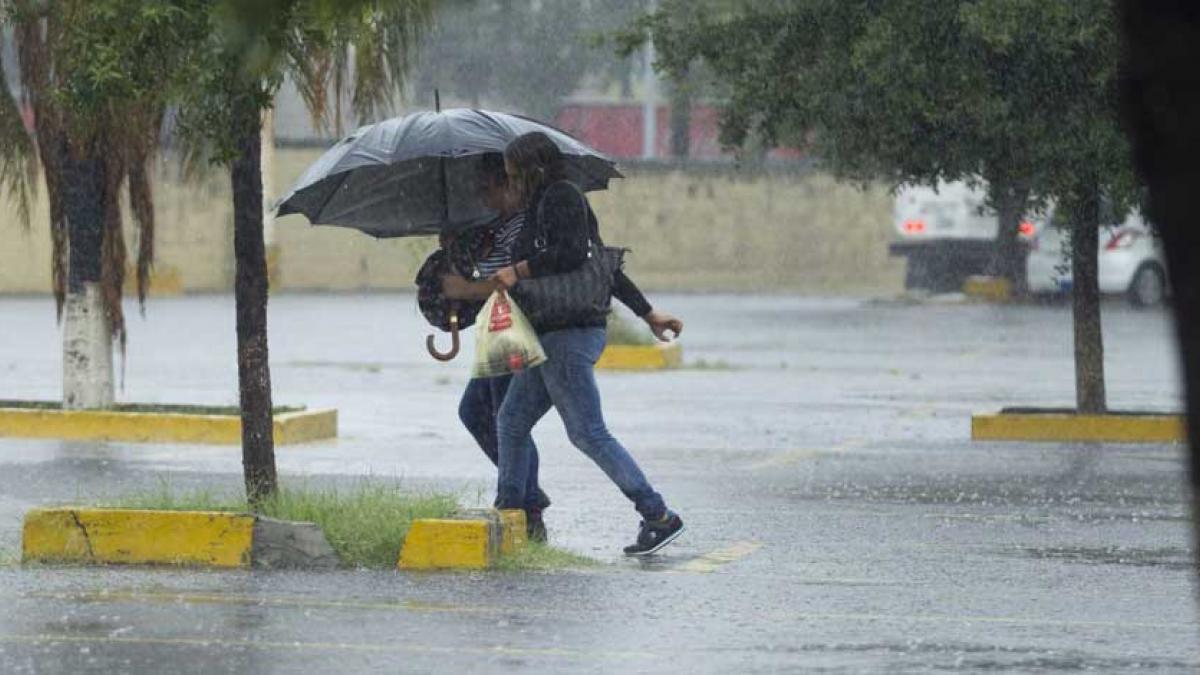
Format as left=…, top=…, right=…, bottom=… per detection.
left=645, top=0, right=1136, bottom=412
left=171, top=0, right=435, bottom=503
left=1, top=0, right=207, bottom=337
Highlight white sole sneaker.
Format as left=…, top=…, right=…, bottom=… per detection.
left=624, top=523, right=686, bottom=557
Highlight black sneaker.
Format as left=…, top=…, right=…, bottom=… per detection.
left=527, top=510, right=548, bottom=543
left=623, top=512, right=685, bottom=556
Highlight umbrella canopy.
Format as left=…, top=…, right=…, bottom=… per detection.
left=276, top=108, right=621, bottom=238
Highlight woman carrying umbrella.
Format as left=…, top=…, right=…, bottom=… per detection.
left=276, top=110, right=682, bottom=551
left=491, top=132, right=686, bottom=556
left=438, top=153, right=552, bottom=540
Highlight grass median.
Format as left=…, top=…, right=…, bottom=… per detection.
left=111, top=481, right=457, bottom=569
left=494, top=541, right=599, bottom=572
left=108, top=481, right=595, bottom=571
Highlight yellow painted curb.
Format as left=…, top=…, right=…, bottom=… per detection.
left=0, top=407, right=337, bottom=445
left=398, top=509, right=529, bottom=571
left=23, top=508, right=254, bottom=567
left=596, top=342, right=683, bottom=371
left=398, top=519, right=493, bottom=570
left=971, top=412, right=1185, bottom=443
left=497, top=509, right=527, bottom=555
left=274, top=409, right=339, bottom=445
left=963, top=275, right=1012, bottom=303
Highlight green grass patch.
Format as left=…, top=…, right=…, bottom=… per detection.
left=109, top=481, right=458, bottom=568
left=606, top=314, right=656, bottom=346
left=495, top=542, right=599, bottom=572
left=0, top=400, right=305, bottom=415
left=101, top=482, right=595, bottom=572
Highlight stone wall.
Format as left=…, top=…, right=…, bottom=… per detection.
left=0, top=148, right=902, bottom=295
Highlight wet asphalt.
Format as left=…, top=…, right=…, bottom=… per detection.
left=0, top=293, right=1194, bottom=673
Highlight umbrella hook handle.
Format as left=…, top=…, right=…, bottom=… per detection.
left=427, top=314, right=460, bottom=361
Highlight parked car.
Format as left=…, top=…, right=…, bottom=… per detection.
left=890, top=180, right=1041, bottom=292
left=1026, top=209, right=1168, bottom=306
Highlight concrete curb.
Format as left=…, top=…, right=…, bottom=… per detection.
left=0, top=406, right=337, bottom=445
left=962, top=276, right=1013, bottom=303
left=971, top=411, right=1185, bottom=443
left=398, top=509, right=527, bottom=571
left=21, top=508, right=338, bottom=569
left=596, top=343, right=683, bottom=371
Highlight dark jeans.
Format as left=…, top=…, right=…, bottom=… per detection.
left=495, top=327, right=667, bottom=520
left=459, top=374, right=550, bottom=512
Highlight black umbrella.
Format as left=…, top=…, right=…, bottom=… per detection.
left=275, top=108, right=621, bottom=239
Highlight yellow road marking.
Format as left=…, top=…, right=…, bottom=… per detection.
left=747, top=439, right=864, bottom=470
left=26, top=590, right=533, bottom=615
left=0, top=633, right=653, bottom=660
left=672, top=541, right=763, bottom=573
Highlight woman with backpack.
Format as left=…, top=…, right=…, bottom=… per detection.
left=490, top=131, right=686, bottom=556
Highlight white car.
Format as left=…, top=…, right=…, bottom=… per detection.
left=1026, top=210, right=1168, bottom=306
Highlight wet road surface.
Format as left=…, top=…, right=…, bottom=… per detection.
left=0, top=293, right=1193, bottom=673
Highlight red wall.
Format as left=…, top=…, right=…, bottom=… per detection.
left=555, top=103, right=803, bottom=161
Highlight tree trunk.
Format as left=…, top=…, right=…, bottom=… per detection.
left=668, top=66, right=692, bottom=160
left=1118, top=1, right=1200, bottom=586
left=231, top=102, right=278, bottom=504
left=61, top=151, right=113, bottom=410
left=987, top=182, right=1030, bottom=293
left=1071, top=187, right=1106, bottom=414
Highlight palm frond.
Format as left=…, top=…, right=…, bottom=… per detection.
left=0, top=35, right=37, bottom=229
left=283, top=0, right=435, bottom=134
left=14, top=0, right=70, bottom=317
left=349, top=1, right=436, bottom=121
left=125, top=103, right=164, bottom=311
left=286, top=35, right=334, bottom=134
left=98, top=136, right=127, bottom=357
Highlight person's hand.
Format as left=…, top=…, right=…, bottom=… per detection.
left=642, top=310, right=683, bottom=342
left=491, top=265, right=520, bottom=290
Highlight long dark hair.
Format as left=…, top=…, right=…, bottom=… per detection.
left=504, top=132, right=569, bottom=207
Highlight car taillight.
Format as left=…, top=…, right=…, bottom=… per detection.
left=903, top=219, right=926, bottom=234
left=1106, top=230, right=1140, bottom=250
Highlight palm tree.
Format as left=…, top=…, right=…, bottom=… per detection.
left=0, top=0, right=206, bottom=409
left=177, top=0, right=435, bottom=503
left=3, top=0, right=436, bottom=503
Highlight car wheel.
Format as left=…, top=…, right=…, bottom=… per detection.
left=1129, top=263, right=1166, bottom=307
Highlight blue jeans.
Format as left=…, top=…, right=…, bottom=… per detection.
left=459, top=375, right=550, bottom=512
left=495, top=327, right=667, bottom=520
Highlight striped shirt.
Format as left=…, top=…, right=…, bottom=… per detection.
left=474, top=212, right=526, bottom=277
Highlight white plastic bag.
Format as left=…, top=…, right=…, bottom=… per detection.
left=471, top=290, right=547, bottom=379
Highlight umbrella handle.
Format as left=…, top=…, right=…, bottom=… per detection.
left=427, top=314, right=461, bottom=361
